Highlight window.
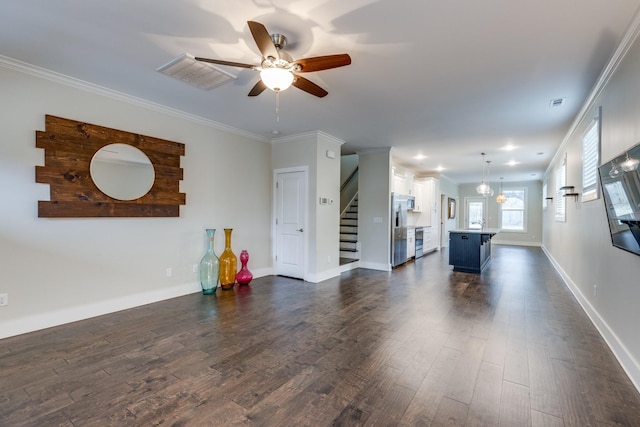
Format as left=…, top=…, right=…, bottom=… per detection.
left=582, top=108, right=601, bottom=202
left=500, top=188, right=526, bottom=231
left=555, top=156, right=566, bottom=222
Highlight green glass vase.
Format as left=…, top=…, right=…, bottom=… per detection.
left=199, top=229, right=219, bottom=295
left=219, top=228, right=237, bottom=290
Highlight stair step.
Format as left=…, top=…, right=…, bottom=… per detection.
left=340, top=226, right=357, bottom=233
left=341, top=219, right=357, bottom=226
left=340, top=237, right=358, bottom=243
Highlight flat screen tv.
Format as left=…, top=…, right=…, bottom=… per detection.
left=598, top=141, right=640, bottom=256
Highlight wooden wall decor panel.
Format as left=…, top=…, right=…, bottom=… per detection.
left=36, top=115, right=186, bottom=218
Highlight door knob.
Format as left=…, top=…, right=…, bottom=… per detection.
left=296, top=228, right=304, bottom=232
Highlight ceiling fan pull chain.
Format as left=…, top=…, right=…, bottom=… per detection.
left=275, top=91, right=281, bottom=123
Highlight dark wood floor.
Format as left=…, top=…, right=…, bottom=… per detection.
left=2, top=246, right=640, bottom=426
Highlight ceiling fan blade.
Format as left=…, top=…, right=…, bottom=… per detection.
left=292, top=75, right=328, bottom=98
left=248, top=79, right=267, bottom=97
left=293, top=54, right=351, bottom=72
left=247, top=21, right=279, bottom=60
left=195, top=57, right=256, bottom=69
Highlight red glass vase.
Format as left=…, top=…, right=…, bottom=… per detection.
left=236, top=249, right=253, bottom=286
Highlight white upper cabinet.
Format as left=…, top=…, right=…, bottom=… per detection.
left=413, top=181, right=424, bottom=212
left=392, top=172, right=406, bottom=194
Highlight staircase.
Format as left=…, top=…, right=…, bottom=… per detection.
left=340, top=195, right=359, bottom=260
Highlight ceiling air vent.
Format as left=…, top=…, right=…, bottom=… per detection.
left=156, top=53, right=237, bottom=90
left=549, top=98, right=566, bottom=108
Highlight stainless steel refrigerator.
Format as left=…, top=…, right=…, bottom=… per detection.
left=391, top=193, right=409, bottom=267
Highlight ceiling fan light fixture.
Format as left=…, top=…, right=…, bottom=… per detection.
left=260, top=68, right=294, bottom=92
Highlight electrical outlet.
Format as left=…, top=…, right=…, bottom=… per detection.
left=593, top=285, right=597, bottom=296
left=192, top=264, right=198, bottom=273
left=0, top=293, right=8, bottom=306
left=166, top=268, right=173, bottom=277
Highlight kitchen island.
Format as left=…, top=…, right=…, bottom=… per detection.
left=448, top=228, right=500, bottom=273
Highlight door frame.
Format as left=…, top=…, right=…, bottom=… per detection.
left=272, top=166, right=309, bottom=280
left=465, top=196, right=487, bottom=229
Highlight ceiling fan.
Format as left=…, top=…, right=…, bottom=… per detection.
left=195, top=21, right=351, bottom=98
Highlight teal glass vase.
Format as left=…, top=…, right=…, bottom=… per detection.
left=199, top=229, right=219, bottom=294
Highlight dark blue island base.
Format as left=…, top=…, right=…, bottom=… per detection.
left=448, top=229, right=500, bottom=273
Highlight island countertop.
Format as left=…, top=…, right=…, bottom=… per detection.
left=450, top=228, right=501, bottom=234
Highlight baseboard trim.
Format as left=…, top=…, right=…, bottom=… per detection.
left=0, top=281, right=200, bottom=339
left=306, top=267, right=341, bottom=283
left=1, top=269, right=274, bottom=340
left=492, top=240, right=541, bottom=247
left=542, top=245, right=640, bottom=393
left=358, top=261, right=391, bottom=271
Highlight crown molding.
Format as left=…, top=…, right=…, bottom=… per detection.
left=270, top=130, right=345, bottom=145
left=544, top=7, right=640, bottom=179
left=0, top=55, right=269, bottom=143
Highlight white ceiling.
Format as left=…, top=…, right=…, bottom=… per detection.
left=2, top=0, right=639, bottom=183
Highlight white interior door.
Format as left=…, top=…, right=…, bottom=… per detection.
left=275, top=170, right=306, bottom=279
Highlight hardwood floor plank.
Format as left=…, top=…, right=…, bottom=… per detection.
left=1, top=246, right=640, bottom=426
left=499, top=380, right=531, bottom=426
left=400, top=346, right=462, bottom=425
left=528, top=344, right=563, bottom=417
left=466, top=361, right=503, bottom=426
left=531, top=409, right=564, bottom=427
left=443, top=336, right=486, bottom=404
left=432, top=396, right=469, bottom=426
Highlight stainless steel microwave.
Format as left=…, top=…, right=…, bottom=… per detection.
left=407, top=196, right=415, bottom=210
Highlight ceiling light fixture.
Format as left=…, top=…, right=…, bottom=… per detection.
left=496, top=177, right=507, bottom=204
left=476, top=153, right=493, bottom=196
left=260, top=67, right=294, bottom=92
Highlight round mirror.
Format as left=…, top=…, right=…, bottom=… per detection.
left=90, top=144, right=155, bottom=201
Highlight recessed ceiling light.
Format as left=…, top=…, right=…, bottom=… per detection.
left=507, top=160, right=520, bottom=166
left=435, top=166, right=445, bottom=172
left=415, top=154, right=427, bottom=160
left=503, top=144, right=516, bottom=151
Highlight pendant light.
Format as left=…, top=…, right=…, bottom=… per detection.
left=496, top=177, right=507, bottom=204
left=476, top=153, right=493, bottom=196
left=609, top=161, right=622, bottom=178
left=620, top=152, right=640, bottom=172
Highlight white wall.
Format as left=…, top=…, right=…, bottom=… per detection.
left=542, top=22, right=640, bottom=389
left=0, top=64, right=272, bottom=338
left=358, top=148, right=392, bottom=271
left=271, top=131, right=342, bottom=282
left=436, top=175, right=459, bottom=248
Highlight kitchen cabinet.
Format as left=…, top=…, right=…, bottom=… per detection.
left=392, top=172, right=407, bottom=195
left=449, top=229, right=500, bottom=273
left=407, top=228, right=415, bottom=258
left=413, top=181, right=424, bottom=212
